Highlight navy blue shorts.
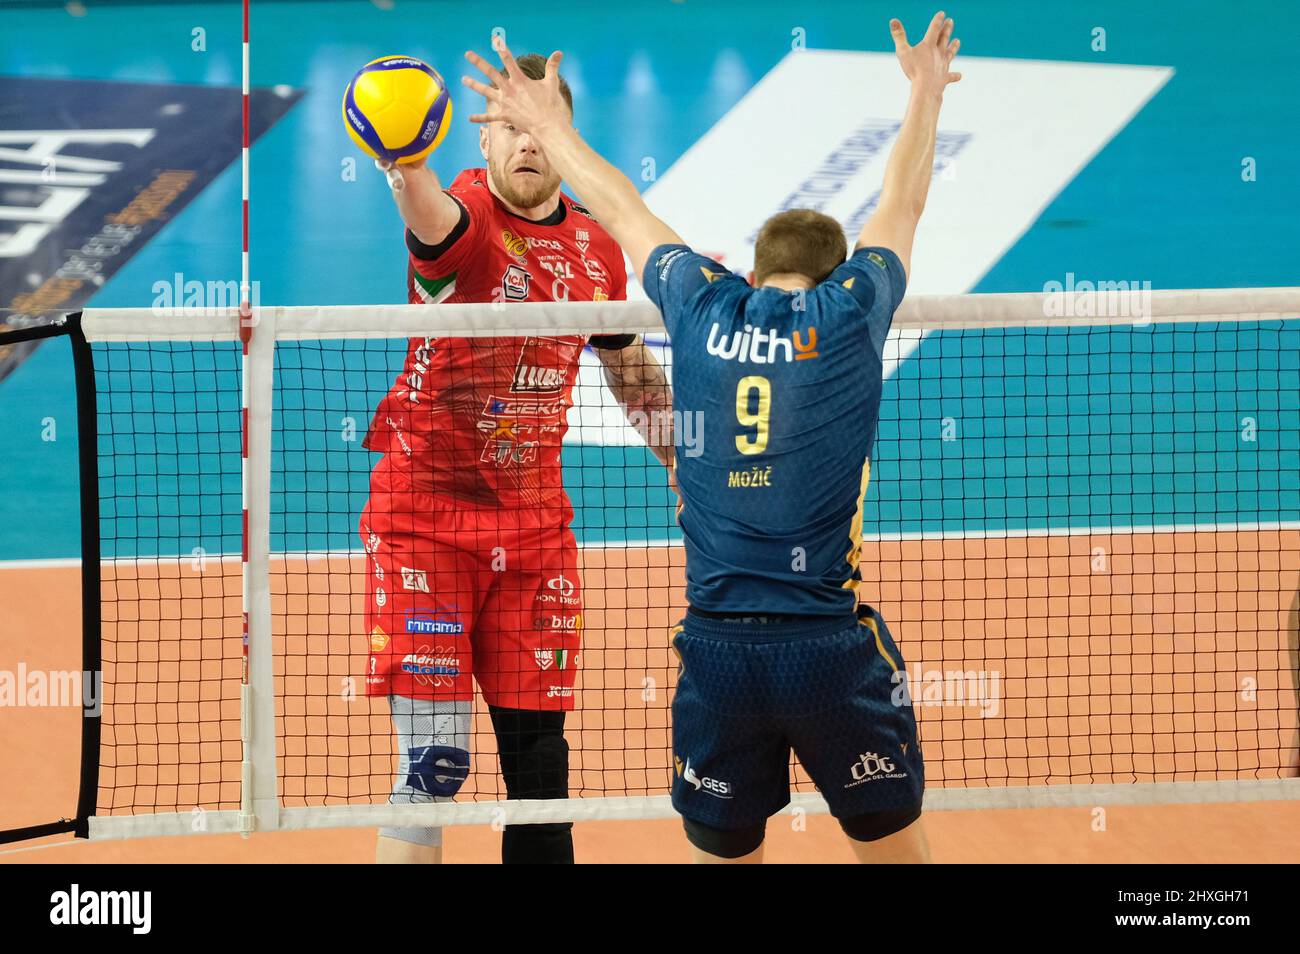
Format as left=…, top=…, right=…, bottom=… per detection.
left=670, top=606, right=924, bottom=831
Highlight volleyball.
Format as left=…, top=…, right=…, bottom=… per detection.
left=342, top=55, right=452, bottom=164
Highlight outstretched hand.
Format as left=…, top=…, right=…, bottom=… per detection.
left=462, top=36, right=569, bottom=133
left=890, top=11, right=962, bottom=94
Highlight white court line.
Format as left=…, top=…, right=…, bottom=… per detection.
left=85, top=777, right=1300, bottom=840
left=5, top=518, right=1300, bottom=571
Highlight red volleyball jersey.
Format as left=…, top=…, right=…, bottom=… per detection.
left=364, top=168, right=629, bottom=509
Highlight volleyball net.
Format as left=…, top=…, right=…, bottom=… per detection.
left=2, top=286, right=1299, bottom=843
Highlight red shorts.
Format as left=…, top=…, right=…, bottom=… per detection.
left=360, top=457, right=583, bottom=710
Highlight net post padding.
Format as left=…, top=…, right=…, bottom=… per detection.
left=245, top=307, right=280, bottom=834
left=67, top=312, right=103, bottom=839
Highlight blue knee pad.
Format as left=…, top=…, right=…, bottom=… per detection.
left=405, top=744, right=470, bottom=798
left=383, top=696, right=472, bottom=847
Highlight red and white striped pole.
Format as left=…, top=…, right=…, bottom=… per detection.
left=238, top=0, right=254, bottom=835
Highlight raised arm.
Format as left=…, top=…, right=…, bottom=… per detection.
left=461, top=39, right=683, bottom=280
left=377, top=156, right=463, bottom=246
left=595, top=339, right=675, bottom=475
left=855, top=11, right=962, bottom=280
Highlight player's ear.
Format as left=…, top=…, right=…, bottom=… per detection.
left=747, top=270, right=756, bottom=287
left=479, top=125, right=490, bottom=160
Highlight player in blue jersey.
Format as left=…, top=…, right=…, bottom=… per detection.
left=464, top=11, right=961, bottom=862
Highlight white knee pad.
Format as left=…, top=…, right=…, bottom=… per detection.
left=380, top=695, right=473, bottom=847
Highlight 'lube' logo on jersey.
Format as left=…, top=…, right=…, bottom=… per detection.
left=512, top=365, right=566, bottom=392
left=676, top=757, right=733, bottom=799
left=508, top=336, right=577, bottom=394
left=706, top=323, right=819, bottom=363
left=534, top=648, right=571, bottom=671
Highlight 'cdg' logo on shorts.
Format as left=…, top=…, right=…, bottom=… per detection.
left=844, top=750, right=909, bottom=789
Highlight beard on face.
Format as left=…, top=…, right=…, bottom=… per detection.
left=488, top=153, right=562, bottom=211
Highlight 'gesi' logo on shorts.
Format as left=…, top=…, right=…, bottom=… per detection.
left=676, top=757, right=733, bottom=799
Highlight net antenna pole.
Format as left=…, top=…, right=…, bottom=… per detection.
left=238, top=0, right=280, bottom=840
left=237, top=0, right=253, bottom=837
left=238, top=0, right=281, bottom=839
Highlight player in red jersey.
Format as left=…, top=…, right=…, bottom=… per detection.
left=360, top=53, right=673, bottom=865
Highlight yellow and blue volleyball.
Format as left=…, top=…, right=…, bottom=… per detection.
left=342, top=55, right=452, bottom=164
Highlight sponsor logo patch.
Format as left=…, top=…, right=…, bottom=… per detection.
left=507, top=337, right=576, bottom=395
left=400, top=567, right=429, bottom=593
left=400, top=646, right=461, bottom=688
left=501, top=228, right=528, bottom=258
left=534, top=648, right=572, bottom=671
left=502, top=263, right=531, bottom=301
left=533, top=613, right=582, bottom=632
left=405, top=609, right=465, bottom=636
left=535, top=573, right=581, bottom=607
left=511, top=364, right=566, bottom=393
left=676, top=757, right=733, bottom=799
left=706, top=322, right=819, bottom=363
left=844, top=751, right=909, bottom=788
left=482, top=395, right=565, bottom=420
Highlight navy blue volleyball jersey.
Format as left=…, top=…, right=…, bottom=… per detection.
left=644, top=243, right=906, bottom=616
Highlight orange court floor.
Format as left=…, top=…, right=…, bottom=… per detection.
left=4, top=802, right=1300, bottom=864
left=3, top=530, right=1298, bottom=864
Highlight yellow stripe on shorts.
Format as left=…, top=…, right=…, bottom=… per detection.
left=861, top=614, right=901, bottom=673
left=669, top=623, right=684, bottom=663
